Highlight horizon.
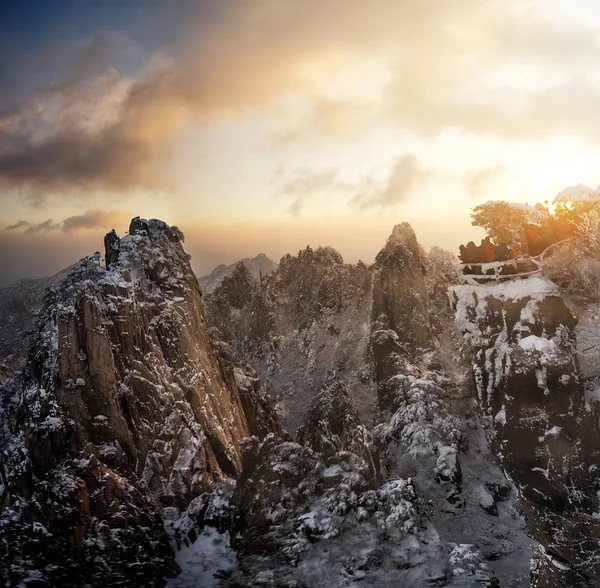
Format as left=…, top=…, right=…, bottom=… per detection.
left=0, top=215, right=481, bottom=287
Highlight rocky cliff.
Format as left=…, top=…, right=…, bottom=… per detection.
left=452, top=276, right=600, bottom=587
left=0, top=219, right=279, bottom=586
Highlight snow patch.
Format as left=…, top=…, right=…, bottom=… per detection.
left=519, top=335, right=557, bottom=355
left=167, top=527, right=236, bottom=587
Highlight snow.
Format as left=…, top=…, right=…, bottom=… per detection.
left=453, top=276, right=559, bottom=307
left=544, top=426, right=563, bottom=438
left=553, top=184, right=600, bottom=205
left=480, top=200, right=546, bottom=223
left=519, top=335, right=557, bottom=355
left=167, top=527, right=236, bottom=588
left=542, top=548, right=572, bottom=571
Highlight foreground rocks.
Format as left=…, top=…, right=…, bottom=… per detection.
left=0, top=219, right=279, bottom=586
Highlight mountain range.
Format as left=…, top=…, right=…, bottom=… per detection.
left=1, top=218, right=599, bottom=587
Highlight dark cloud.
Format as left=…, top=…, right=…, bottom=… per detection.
left=6, top=219, right=59, bottom=233
left=5, top=220, right=30, bottom=230
left=2, top=0, right=600, bottom=197
left=5, top=209, right=128, bottom=234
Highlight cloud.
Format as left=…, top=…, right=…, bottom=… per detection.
left=278, top=167, right=348, bottom=216
left=277, top=155, right=433, bottom=214
left=3, top=0, right=600, bottom=197
left=350, top=155, right=435, bottom=209
left=463, top=166, right=509, bottom=199
left=5, top=220, right=30, bottom=230
left=5, top=209, right=128, bottom=234
left=272, top=97, right=380, bottom=145
left=6, top=219, right=60, bottom=234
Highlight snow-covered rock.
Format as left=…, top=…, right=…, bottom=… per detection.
left=198, top=253, right=277, bottom=295
left=0, top=219, right=280, bottom=586
left=452, top=273, right=600, bottom=586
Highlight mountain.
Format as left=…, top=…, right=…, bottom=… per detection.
left=452, top=275, right=600, bottom=586
left=198, top=253, right=277, bottom=295
left=201, top=224, right=532, bottom=586
left=0, top=219, right=279, bottom=586
left=0, top=265, right=73, bottom=376
left=2, top=218, right=599, bottom=587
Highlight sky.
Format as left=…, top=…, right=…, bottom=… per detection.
left=2, top=0, right=600, bottom=286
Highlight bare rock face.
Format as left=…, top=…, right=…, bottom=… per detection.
left=0, top=218, right=279, bottom=586
left=372, top=224, right=432, bottom=360
left=451, top=276, right=600, bottom=586
left=370, top=223, right=434, bottom=411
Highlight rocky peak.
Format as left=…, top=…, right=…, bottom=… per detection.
left=214, top=262, right=257, bottom=309
left=198, top=253, right=277, bottom=295
left=0, top=217, right=280, bottom=586
left=370, top=223, right=433, bottom=412
left=380, top=222, right=421, bottom=255
left=372, top=223, right=432, bottom=362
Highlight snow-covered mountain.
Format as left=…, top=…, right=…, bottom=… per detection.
left=0, top=219, right=279, bottom=586
left=198, top=253, right=277, bottom=295
left=201, top=223, right=532, bottom=586
left=1, top=217, right=598, bottom=587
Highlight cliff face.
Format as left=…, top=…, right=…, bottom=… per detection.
left=452, top=276, right=600, bottom=587
left=0, top=219, right=278, bottom=586
left=1, top=221, right=541, bottom=587
left=0, top=269, right=71, bottom=376
left=370, top=223, right=434, bottom=410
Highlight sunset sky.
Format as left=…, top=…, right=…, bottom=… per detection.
left=2, top=0, right=600, bottom=285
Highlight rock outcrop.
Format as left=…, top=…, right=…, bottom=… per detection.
left=104, top=228, right=120, bottom=268
left=0, top=218, right=279, bottom=586
left=296, top=380, right=381, bottom=484
left=452, top=276, right=600, bottom=586
left=371, top=223, right=432, bottom=362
